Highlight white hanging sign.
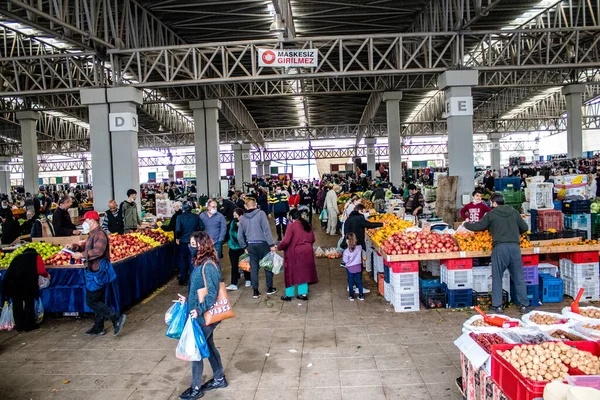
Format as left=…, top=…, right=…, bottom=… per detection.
left=109, top=112, right=138, bottom=132
left=258, top=49, right=318, bottom=68
left=444, top=97, right=473, bottom=117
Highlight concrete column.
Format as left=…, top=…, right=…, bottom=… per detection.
left=439, top=70, right=478, bottom=208
left=107, top=87, right=143, bottom=210
left=383, top=92, right=402, bottom=186
left=81, top=88, right=113, bottom=211
left=233, top=144, right=252, bottom=188
left=167, top=165, right=175, bottom=182
left=488, top=133, right=502, bottom=173
left=256, top=161, right=264, bottom=177
left=263, top=161, right=272, bottom=177
left=190, top=100, right=222, bottom=197
left=0, top=156, right=11, bottom=195
left=365, top=137, right=376, bottom=176
left=562, top=84, right=585, bottom=159
left=16, top=111, right=40, bottom=195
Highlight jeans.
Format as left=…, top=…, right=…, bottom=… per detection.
left=179, top=242, right=192, bottom=282
left=492, top=243, right=528, bottom=307
left=347, top=270, right=363, bottom=296
left=285, top=283, right=308, bottom=297
left=229, top=248, right=250, bottom=286
left=327, top=208, right=338, bottom=235
left=85, top=286, right=116, bottom=331
left=214, top=241, right=223, bottom=261
left=248, top=242, right=273, bottom=291
left=274, top=212, right=288, bottom=240
left=12, top=296, right=36, bottom=332
left=191, top=323, right=224, bottom=388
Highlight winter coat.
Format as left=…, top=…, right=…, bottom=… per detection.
left=316, top=190, right=325, bottom=209
left=176, top=211, right=205, bottom=244
left=277, top=220, right=318, bottom=288
left=325, top=190, right=338, bottom=212
left=343, top=210, right=383, bottom=249
left=464, top=205, right=529, bottom=248
left=120, top=200, right=141, bottom=230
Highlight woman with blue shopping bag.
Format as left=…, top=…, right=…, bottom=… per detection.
left=176, top=231, right=228, bottom=400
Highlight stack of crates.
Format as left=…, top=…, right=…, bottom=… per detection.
left=560, top=252, right=600, bottom=301
left=530, top=209, right=564, bottom=233
left=495, top=177, right=521, bottom=191
left=539, top=273, right=564, bottom=303
left=441, top=259, right=473, bottom=308
left=562, top=200, right=591, bottom=215
left=509, top=255, right=541, bottom=306
left=563, top=213, right=592, bottom=241
left=501, top=189, right=525, bottom=212
left=386, top=260, right=419, bottom=312
left=593, top=212, right=600, bottom=239
left=419, top=276, right=444, bottom=309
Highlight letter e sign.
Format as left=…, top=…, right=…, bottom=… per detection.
left=109, top=112, right=139, bottom=132
left=444, top=97, right=473, bottom=117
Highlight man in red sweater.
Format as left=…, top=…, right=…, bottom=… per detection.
left=460, top=189, right=491, bottom=222
left=288, top=189, right=300, bottom=209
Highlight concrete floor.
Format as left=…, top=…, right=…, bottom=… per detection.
left=0, top=227, right=517, bottom=400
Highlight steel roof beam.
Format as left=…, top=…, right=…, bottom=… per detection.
left=406, top=0, right=503, bottom=33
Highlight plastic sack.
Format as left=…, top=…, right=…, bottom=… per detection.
left=34, top=298, right=44, bottom=324
left=0, top=301, right=15, bottom=331
left=166, top=301, right=188, bottom=339
left=461, top=314, right=524, bottom=334
left=573, top=321, right=600, bottom=339
left=175, top=317, right=210, bottom=361
left=38, top=275, right=50, bottom=289
left=521, top=310, right=573, bottom=331
left=314, top=247, right=325, bottom=258
left=259, top=252, right=283, bottom=274
left=238, top=253, right=251, bottom=272
left=319, top=209, right=328, bottom=222
left=561, top=306, right=600, bottom=322
left=165, top=301, right=182, bottom=326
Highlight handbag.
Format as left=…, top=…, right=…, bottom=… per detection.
left=84, top=258, right=117, bottom=292
left=197, top=261, right=235, bottom=325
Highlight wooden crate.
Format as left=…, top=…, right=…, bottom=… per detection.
left=33, top=235, right=89, bottom=247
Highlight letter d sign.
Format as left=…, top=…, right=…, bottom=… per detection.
left=109, top=112, right=139, bottom=132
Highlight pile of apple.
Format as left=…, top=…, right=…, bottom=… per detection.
left=0, top=242, right=63, bottom=268
left=109, top=233, right=153, bottom=262
left=380, top=231, right=459, bottom=255
left=45, top=252, right=82, bottom=266
left=136, top=228, right=170, bottom=245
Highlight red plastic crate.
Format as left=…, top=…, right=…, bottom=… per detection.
left=568, top=251, right=599, bottom=264
left=537, top=210, right=564, bottom=232
left=384, top=260, right=418, bottom=273
left=378, top=273, right=384, bottom=296
left=491, top=341, right=600, bottom=400
left=442, top=258, right=473, bottom=270
left=521, top=254, right=539, bottom=267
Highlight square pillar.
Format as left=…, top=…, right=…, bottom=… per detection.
left=16, top=111, right=40, bottom=195
left=107, top=87, right=143, bottom=208
left=0, top=156, right=11, bottom=195
left=562, top=84, right=585, bottom=159
left=439, top=70, right=478, bottom=208
left=81, top=88, right=113, bottom=211
left=365, top=138, right=377, bottom=176
left=383, top=92, right=402, bottom=186
left=264, top=161, right=272, bottom=177
left=191, top=100, right=222, bottom=197
left=167, top=165, right=176, bottom=182
left=233, top=143, right=252, bottom=189
left=488, top=133, right=502, bottom=173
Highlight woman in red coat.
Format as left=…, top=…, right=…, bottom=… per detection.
left=277, top=209, right=318, bottom=301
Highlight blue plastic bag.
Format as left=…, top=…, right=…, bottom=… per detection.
left=34, top=298, right=44, bottom=324
left=165, top=302, right=181, bottom=326
left=176, top=317, right=209, bottom=361
left=166, top=301, right=188, bottom=339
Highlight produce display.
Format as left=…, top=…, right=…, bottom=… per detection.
left=379, top=231, right=458, bottom=255
left=580, top=308, right=600, bottom=319
left=528, top=313, right=570, bottom=326
left=367, top=214, right=414, bottom=245
left=549, top=330, right=588, bottom=342
left=500, top=330, right=553, bottom=344
left=471, top=317, right=523, bottom=328
left=455, top=231, right=493, bottom=251
left=0, top=242, right=62, bottom=267
left=520, top=233, right=533, bottom=248
left=361, top=199, right=374, bottom=210
left=469, top=332, right=506, bottom=353
left=583, top=323, right=600, bottom=331
left=497, top=343, right=571, bottom=382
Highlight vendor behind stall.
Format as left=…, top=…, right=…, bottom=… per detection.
left=1, top=213, right=21, bottom=244
left=52, top=196, right=80, bottom=237
left=404, top=184, right=425, bottom=217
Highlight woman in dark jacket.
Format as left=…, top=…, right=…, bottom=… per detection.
left=343, top=204, right=383, bottom=250
left=177, top=232, right=227, bottom=400
left=1, top=248, right=49, bottom=331
left=225, top=208, right=250, bottom=290
left=277, top=209, right=318, bottom=301
left=1, top=213, right=21, bottom=244
left=161, top=202, right=182, bottom=234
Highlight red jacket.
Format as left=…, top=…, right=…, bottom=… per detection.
left=460, top=202, right=491, bottom=222
left=288, top=194, right=300, bottom=208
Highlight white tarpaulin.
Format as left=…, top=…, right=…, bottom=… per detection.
left=258, top=49, right=318, bottom=68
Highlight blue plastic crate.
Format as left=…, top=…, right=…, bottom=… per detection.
left=495, top=177, right=522, bottom=192
left=419, top=277, right=441, bottom=294
left=553, top=201, right=562, bottom=211
left=510, top=283, right=541, bottom=306
left=538, top=273, right=564, bottom=303
left=441, top=282, right=473, bottom=308
left=384, top=264, right=390, bottom=284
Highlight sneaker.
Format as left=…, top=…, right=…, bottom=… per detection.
left=85, top=328, right=105, bottom=336
left=179, top=386, right=204, bottom=400
left=349, top=296, right=355, bottom=301
left=346, top=286, right=370, bottom=294
left=281, top=296, right=292, bottom=302
left=297, top=294, right=308, bottom=301
left=245, top=281, right=251, bottom=288
left=201, top=377, right=228, bottom=391
left=491, top=306, right=503, bottom=314
left=225, top=284, right=238, bottom=291
left=519, top=305, right=531, bottom=314
left=340, top=262, right=346, bottom=268
left=113, top=314, right=127, bottom=336
left=358, top=295, right=365, bottom=301
left=253, top=290, right=261, bottom=299
left=266, top=287, right=278, bottom=295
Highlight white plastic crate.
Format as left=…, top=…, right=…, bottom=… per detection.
left=563, top=277, right=600, bottom=301
left=365, top=246, right=373, bottom=272
left=563, top=213, right=592, bottom=240
left=538, top=263, right=559, bottom=278
left=472, top=265, right=493, bottom=293
left=441, top=265, right=473, bottom=290
left=391, top=291, right=420, bottom=312
left=425, top=260, right=441, bottom=277
left=373, top=252, right=384, bottom=274
left=390, top=271, right=418, bottom=293
left=384, top=282, right=393, bottom=302
left=560, top=259, right=599, bottom=281
left=528, top=183, right=554, bottom=210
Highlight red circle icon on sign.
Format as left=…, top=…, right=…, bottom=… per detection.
left=262, top=50, right=276, bottom=64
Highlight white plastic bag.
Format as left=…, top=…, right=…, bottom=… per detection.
left=561, top=306, right=600, bottom=322
left=34, top=299, right=44, bottom=324
left=271, top=253, right=283, bottom=275
left=175, top=317, right=203, bottom=361
left=38, top=275, right=50, bottom=289
left=573, top=321, right=600, bottom=339
left=521, top=310, right=574, bottom=331
left=0, top=301, right=15, bottom=331
left=165, top=301, right=182, bottom=326
left=462, top=314, right=523, bottom=334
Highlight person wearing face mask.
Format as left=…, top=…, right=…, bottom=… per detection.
left=324, top=185, right=340, bottom=235
left=67, top=211, right=127, bottom=336
left=342, top=204, right=383, bottom=253
left=199, top=200, right=227, bottom=260
left=268, top=185, right=290, bottom=241
left=225, top=208, right=250, bottom=291
left=102, top=200, right=125, bottom=235
left=288, top=188, right=300, bottom=209
left=120, top=189, right=141, bottom=233
left=1, top=213, right=21, bottom=244
left=52, top=196, right=80, bottom=237
left=460, top=189, right=491, bottom=222
left=0, top=199, right=12, bottom=220
left=176, top=201, right=205, bottom=286
left=299, top=185, right=314, bottom=220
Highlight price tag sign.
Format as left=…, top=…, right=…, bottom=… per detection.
left=459, top=251, right=467, bottom=258
left=534, top=247, right=540, bottom=254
